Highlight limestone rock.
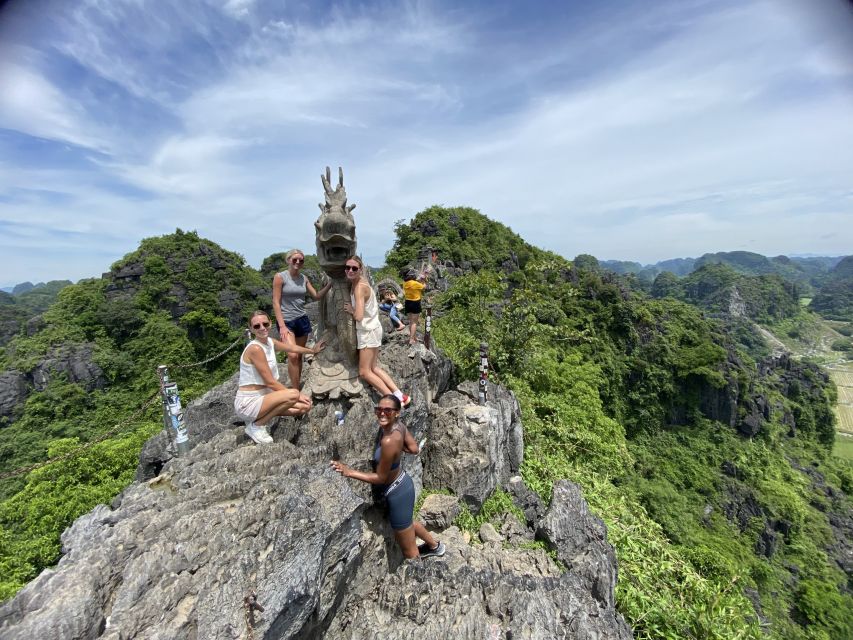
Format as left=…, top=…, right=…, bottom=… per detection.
left=538, top=480, right=619, bottom=611
left=479, top=521, right=502, bottom=544
left=0, top=370, right=28, bottom=422
left=2, top=337, right=632, bottom=640
left=0, top=434, right=364, bottom=640
left=30, top=343, right=106, bottom=392
left=418, top=494, right=460, bottom=530
left=324, top=523, right=631, bottom=640
left=423, top=380, right=523, bottom=510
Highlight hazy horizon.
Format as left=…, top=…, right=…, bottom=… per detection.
left=1, top=239, right=847, bottom=290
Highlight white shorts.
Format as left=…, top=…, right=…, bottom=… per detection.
left=357, top=325, right=383, bottom=349
left=234, top=388, right=271, bottom=421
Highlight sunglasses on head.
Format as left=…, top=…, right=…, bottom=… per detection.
left=374, top=406, right=397, bottom=416
left=291, top=258, right=304, bottom=264
left=344, top=265, right=360, bottom=272
left=252, top=321, right=271, bottom=330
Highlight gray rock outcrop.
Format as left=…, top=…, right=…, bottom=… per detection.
left=0, top=370, right=28, bottom=422
left=424, top=380, right=524, bottom=509
left=0, top=338, right=631, bottom=639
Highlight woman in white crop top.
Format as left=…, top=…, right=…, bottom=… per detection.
left=234, top=310, right=325, bottom=444
left=342, top=256, right=410, bottom=407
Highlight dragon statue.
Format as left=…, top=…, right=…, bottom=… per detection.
left=303, top=167, right=363, bottom=398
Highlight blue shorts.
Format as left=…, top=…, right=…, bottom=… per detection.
left=383, top=471, right=415, bottom=531
left=285, top=315, right=312, bottom=338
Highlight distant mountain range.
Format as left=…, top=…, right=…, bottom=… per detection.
left=599, top=251, right=852, bottom=322
left=602, top=251, right=846, bottom=287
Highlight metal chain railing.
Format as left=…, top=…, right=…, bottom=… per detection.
left=243, top=591, right=264, bottom=639
left=0, top=331, right=250, bottom=482
left=167, top=330, right=250, bottom=370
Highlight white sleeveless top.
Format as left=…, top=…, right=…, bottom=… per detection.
left=351, top=284, right=382, bottom=336
left=238, top=338, right=279, bottom=386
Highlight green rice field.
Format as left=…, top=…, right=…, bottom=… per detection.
left=833, top=433, right=853, bottom=462
left=829, top=367, right=853, bottom=435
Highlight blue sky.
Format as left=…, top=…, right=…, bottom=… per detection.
left=1, top=0, right=852, bottom=286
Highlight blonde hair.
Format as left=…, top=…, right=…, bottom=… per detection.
left=346, top=255, right=364, bottom=270
left=248, top=310, right=269, bottom=327
left=285, top=248, right=305, bottom=262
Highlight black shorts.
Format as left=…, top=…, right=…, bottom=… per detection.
left=404, top=299, right=422, bottom=315
left=285, top=315, right=312, bottom=338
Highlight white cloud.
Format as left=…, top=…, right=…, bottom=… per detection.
left=1, top=0, right=852, bottom=285
left=223, top=0, right=256, bottom=20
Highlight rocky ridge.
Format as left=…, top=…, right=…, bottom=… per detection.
left=0, top=324, right=631, bottom=639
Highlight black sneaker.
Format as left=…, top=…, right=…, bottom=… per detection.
left=418, top=541, right=445, bottom=558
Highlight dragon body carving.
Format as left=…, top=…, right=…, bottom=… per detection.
left=314, top=167, right=359, bottom=369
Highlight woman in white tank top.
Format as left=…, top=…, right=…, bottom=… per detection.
left=342, top=256, right=410, bottom=407
left=234, top=311, right=325, bottom=444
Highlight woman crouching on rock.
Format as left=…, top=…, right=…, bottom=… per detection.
left=343, top=255, right=410, bottom=407
left=330, top=394, right=445, bottom=559
left=234, top=310, right=325, bottom=444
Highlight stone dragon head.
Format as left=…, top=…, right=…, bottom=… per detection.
left=314, top=166, right=357, bottom=272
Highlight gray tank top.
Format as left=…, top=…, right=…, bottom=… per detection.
left=278, top=271, right=307, bottom=321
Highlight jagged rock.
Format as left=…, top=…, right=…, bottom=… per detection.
left=418, top=494, right=460, bottom=530
left=721, top=460, right=741, bottom=479
left=0, top=370, right=28, bottom=422
left=25, top=314, right=45, bottom=336
left=498, top=511, right=534, bottom=544
left=324, top=524, right=631, bottom=640
left=722, top=483, right=765, bottom=531
left=479, top=522, right=502, bottom=544
left=423, top=381, right=523, bottom=511
left=0, top=434, right=364, bottom=640
left=136, top=369, right=244, bottom=481
left=506, top=474, right=547, bottom=527
left=755, top=526, right=777, bottom=558
left=30, top=343, right=106, bottom=392
left=538, top=481, right=619, bottom=611
left=2, top=336, right=632, bottom=640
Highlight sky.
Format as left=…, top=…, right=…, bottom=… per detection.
left=1, top=0, right=852, bottom=286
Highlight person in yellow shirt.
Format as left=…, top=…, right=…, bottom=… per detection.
left=402, top=269, right=426, bottom=345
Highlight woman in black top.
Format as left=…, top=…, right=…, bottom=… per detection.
left=330, top=395, right=445, bottom=559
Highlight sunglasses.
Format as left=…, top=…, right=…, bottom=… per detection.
left=252, top=321, right=271, bottom=329
left=344, top=265, right=360, bottom=272
left=291, top=258, right=304, bottom=264
left=374, top=407, right=397, bottom=416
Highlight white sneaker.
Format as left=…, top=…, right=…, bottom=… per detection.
left=245, top=422, right=273, bottom=444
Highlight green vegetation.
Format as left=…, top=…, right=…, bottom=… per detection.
left=0, top=230, right=268, bottom=597
left=835, top=435, right=853, bottom=462
left=387, top=208, right=853, bottom=639
left=1, top=215, right=851, bottom=640
left=0, top=280, right=71, bottom=347
left=385, top=205, right=556, bottom=273
left=652, top=263, right=802, bottom=324
left=810, top=257, right=853, bottom=321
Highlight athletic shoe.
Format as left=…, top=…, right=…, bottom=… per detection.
left=401, top=394, right=412, bottom=408
left=418, top=541, right=445, bottom=558
left=245, top=422, right=273, bottom=444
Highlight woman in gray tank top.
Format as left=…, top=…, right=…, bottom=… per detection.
left=272, top=249, right=331, bottom=389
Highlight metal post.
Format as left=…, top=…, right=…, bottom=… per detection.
left=424, top=305, right=432, bottom=349
left=479, top=342, right=489, bottom=405
left=157, top=365, right=190, bottom=455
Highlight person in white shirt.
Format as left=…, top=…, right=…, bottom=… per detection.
left=233, top=310, right=324, bottom=444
